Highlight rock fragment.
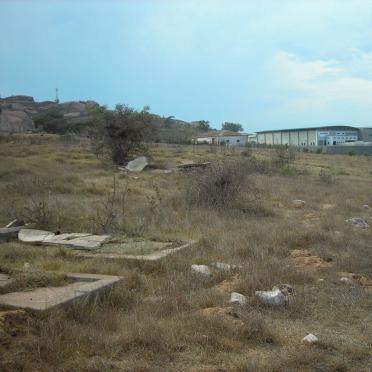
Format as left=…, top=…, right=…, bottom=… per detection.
left=255, top=284, right=294, bottom=306
left=191, top=264, right=211, bottom=276
left=229, top=292, right=247, bottom=306
left=302, top=333, right=318, bottom=344
left=125, top=156, right=148, bottom=172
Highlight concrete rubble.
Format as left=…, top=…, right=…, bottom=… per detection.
left=229, top=292, right=247, bottom=306
left=18, top=229, right=111, bottom=250
left=255, top=284, right=295, bottom=306
left=125, top=156, right=148, bottom=172
left=0, top=273, right=122, bottom=311
left=345, top=217, right=369, bottom=229
left=191, top=264, right=211, bottom=276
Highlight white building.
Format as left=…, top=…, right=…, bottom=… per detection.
left=194, top=130, right=249, bottom=146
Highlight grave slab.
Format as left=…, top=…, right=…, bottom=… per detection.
left=0, top=273, right=122, bottom=311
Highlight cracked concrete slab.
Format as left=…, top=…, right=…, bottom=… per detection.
left=0, top=273, right=122, bottom=311
left=18, top=229, right=111, bottom=250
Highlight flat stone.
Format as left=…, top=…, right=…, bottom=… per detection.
left=229, top=292, right=247, bottom=306
left=362, top=204, right=369, bottom=209
left=0, top=273, right=122, bottom=311
left=151, top=169, right=173, bottom=174
left=191, top=264, right=211, bottom=276
left=302, top=333, right=318, bottom=343
left=126, top=156, right=148, bottom=172
left=0, top=226, right=24, bottom=242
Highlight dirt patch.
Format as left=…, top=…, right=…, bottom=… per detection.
left=214, top=275, right=242, bottom=294
left=195, top=306, right=244, bottom=328
left=338, top=272, right=372, bottom=288
left=289, top=249, right=332, bottom=270
left=321, top=203, right=336, bottom=210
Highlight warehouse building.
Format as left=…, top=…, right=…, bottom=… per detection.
left=255, top=126, right=360, bottom=146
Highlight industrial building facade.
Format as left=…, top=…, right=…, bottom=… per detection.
left=255, top=126, right=360, bottom=146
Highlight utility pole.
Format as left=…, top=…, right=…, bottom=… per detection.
left=55, top=88, right=59, bottom=103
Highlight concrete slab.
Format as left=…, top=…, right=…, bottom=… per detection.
left=18, top=229, right=111, bottom=250
left=0, top=273, right=122, bottom=311
left=74, top=241, right=195, bottom=261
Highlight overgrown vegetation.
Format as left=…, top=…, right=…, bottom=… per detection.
left=0, top=137, right=371, bottom=371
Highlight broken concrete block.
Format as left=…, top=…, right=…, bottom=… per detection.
left=0, top=273, right=122, bottom=311
left=229, top=292, right=247, bottom=306
left=0, top=226, right=24, bottom=242
left=302, top=333, right=318, bottom=343
left=126, top=156, right=148, bottom=172
left=191, top=264, right=211, bottom=276
left=255, top=288, right=286, bottom=306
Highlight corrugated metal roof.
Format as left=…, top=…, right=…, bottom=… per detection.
left=256, top=125, right=359, bottom=134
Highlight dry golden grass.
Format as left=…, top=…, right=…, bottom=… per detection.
left=0, top=135, right=371, bottom=371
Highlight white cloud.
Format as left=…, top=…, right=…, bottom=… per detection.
left=271, top=50, right=372, bottom=110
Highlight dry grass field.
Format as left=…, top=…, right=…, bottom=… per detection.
left=0, top=135, right=371, bottom=371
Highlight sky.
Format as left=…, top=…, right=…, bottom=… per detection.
left=2, top=0, right=372, bottom=131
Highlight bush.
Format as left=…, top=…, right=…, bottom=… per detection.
left=271, top=146, right=296, bottom=167
left=93, top=104, right=157, bottom=165
left=186, top=160, right=264, bottom=210
left=318, top=169, right=335, bottom=185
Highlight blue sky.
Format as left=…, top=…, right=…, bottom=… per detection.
left=2, top=0, right=372, bottom=131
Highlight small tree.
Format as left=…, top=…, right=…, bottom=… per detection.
left=196, top=120, right=210, bottom=131
left=94, top=104, right=157, bottom=165
left=221, top=122, right=243, bottom=132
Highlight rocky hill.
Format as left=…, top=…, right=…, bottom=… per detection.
left=0, top=95, right=99, bottom=133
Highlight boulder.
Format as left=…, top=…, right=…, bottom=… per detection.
left=345, top=217, right=369, bottom=229
left=191, top=264, right=211, bottom=276
left=302, top=333, right=318, bottom=344
left=229, top=292, right=247, bottom=306
left=126, top=156, right=148, bottom=172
